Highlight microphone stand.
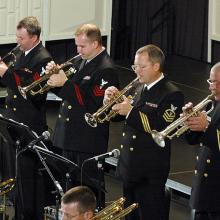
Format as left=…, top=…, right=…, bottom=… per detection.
left=82, top=158, right=105, bottom=211
left=28, top=144, right=79, bottom=220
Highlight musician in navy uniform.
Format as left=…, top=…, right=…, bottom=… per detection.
left=46, top=23, right=119, bottom=207
left=104, top=44, right=184, bottom=220
left=184, top=62, right=220, bottom=220
left=0, top=16, right=52, bottom=220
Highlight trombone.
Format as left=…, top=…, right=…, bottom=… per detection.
left=85, top=77, right=140, bottom=127
left=18, top=54, right=81, bottom=99
left=151, top=93, right=215, bottom=147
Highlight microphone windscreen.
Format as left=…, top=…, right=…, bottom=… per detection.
left=112, top=149, right=120, bottom=158
left=42, top=131, right=50, bottom=140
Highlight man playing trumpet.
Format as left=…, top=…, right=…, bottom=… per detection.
left=183, top=62, right=220, bottom=220
left=46, top=23, right=119, bottom=208
left=104, top=44, right=184, bottom=220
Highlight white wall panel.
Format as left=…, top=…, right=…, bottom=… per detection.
left=0, top=9, right=6, bottom=35
left=208, top=0, right=220, bottom=62
left=0, top=0, right=112, bottom=51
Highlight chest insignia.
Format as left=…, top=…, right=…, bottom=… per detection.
left=100, top=78, right=108, bottom=89
left=163, top=104, right=177, bottom=122
left=40, top=67, right=46, bottom=76
left=83, top=75, right=91, bottom=80
left=145, top=102, right=158, bottom=108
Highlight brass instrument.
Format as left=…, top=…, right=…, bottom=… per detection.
left=0, top=44, right=20, bottom=68
left=0, top=178, right=15, bottom=196
left=85, top=77, right=140, bottom=127
left=91, top=197, right=138, bottom=220
left=18, top=54, right=81, bottom=99
left=151, top=93, right=215, bottom=147
left=44, top=197, right=138, bottom=220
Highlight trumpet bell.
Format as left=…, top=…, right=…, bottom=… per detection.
left=151, top=130, right=165, bottom=148
left=18, top=86, right=27, bottom=99
left=84, top=113, right=97, bottom=128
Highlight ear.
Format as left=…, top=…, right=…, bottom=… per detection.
left=84, top=210, right=94, bottom=219
left=92, top=40, right=99, bottom=49
left=153, top=62, right=160, bottom=72
left=30, top=34, right=38, bottom=43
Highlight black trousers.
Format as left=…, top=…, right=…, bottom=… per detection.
left=62, top=150, right=105, bottom=209
left=123, top=180, right=169, bottom=220
left=194, top=211, right=220, bottom=220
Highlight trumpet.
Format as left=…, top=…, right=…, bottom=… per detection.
left=0, top=178, right=15, bottom=196
left=18, top=54, right=81, bottom=99
left=151, top=93, right=215, bottom=147
left=0, top=44, right=20, bottom=68
left=85, top=77, right=140, bottom=127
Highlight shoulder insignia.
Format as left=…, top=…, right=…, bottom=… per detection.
left=163, top=104, right=177, bottom=122
left=100, top=78, right=108, bottom=89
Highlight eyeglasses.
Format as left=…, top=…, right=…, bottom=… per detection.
left=207, top=79, right=220, bottom=85
left=131, top=64, right=147, bottom=71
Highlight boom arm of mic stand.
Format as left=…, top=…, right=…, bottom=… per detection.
left=31, top=145, right=79, bottom=169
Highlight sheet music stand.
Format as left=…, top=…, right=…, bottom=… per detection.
left=0, top=114, right=66, bottom=220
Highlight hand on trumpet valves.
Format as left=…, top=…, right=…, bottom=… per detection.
left=46, top=61, right=68, bottom=87
left=112, top=95, right=133, bottom=116
left=0, top=58, right=8, bottom=77
left=182, top=102, right=209, bottom=132
left=103, top=86, right=119, bottom=105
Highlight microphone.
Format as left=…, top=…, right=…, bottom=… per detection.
left=86, top=149, right=120, bottom=161
left=28, top=131, right=50, bottom=147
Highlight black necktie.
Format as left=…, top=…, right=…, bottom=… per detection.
left=141, top=86, right=148, bottom=97
left=79, top=59, right=87, bottom=71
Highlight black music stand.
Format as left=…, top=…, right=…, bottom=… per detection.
left=0, top=114, right=77, bottom=220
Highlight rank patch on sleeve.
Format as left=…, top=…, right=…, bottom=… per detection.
left=163, top=104, right=177, bottom=122
left=139, top=111, right=152, bottom=133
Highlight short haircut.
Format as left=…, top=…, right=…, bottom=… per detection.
left=17, top=16, right=41, bottom=38
left=75, top=23, right=102, bottom=45
left=136, top=44, right=165, bottom=71
left=61, top=186, right=96, bottom=213
left=211, top=62, right=220, bottom=74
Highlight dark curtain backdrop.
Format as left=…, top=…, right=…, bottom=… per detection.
left=111, top=0, right=208, bottom=64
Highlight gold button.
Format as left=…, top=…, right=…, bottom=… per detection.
left=68, top=105, right=72, bottom=109
left=130, top=147, right=134, bottom=151
left=13, top=95, right=17, bottom=99
left=58, top=114, right=61, bottom=118
left=206, top=159, right=211, bottom=164
left=194, top=170, right=197, bottom=175
left=66, top=118, right=70, bottom=122
left=204, top=173, right=208, bottom=177
left=132, top=135, right=136, bottom=139
left=122, top=132, right=125, bottom=136
left=196, top=156, right=199, bottom=160
left=120, top=145, right=123, bottom=149
left=13, top=108, right=16, bottom=111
